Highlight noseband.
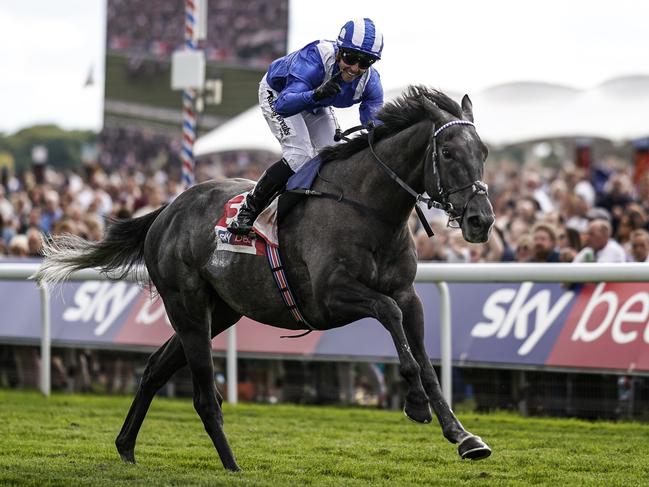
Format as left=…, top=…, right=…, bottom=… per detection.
left=366, top=119, right=489, bottom=236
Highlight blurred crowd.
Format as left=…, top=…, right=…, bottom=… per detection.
left=107, top=0, right=288, bottom=67
left=413, top=158, right=649, bottom=265
left=0, top=127, right=271, bottom=257
left=2, top=128, right=649, bottom=267
left=0, top=125, right=273, bottom=393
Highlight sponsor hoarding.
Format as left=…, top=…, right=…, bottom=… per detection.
left=2, top=279, right=648, bottom=373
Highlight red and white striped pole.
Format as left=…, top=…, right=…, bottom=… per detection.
left=181, top=0, right=198, bottom=188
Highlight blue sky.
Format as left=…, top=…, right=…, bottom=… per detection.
left=0, top=0, right=647, bottom=134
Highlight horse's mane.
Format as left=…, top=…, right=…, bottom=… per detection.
left=320, top=85, right=463, bottom=164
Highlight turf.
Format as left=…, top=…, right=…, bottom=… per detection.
left=1, top=390, right=648, bottom=486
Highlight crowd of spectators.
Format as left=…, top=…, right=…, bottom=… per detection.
left=412, top=157, right=649, bottom=265
left=2, top=129, right=649, bottom=266
left=107, top=0, right=288, bottom=68
left=0, top=128, right=270, bottom=259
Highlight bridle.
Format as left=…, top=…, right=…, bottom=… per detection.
left=425, top=120, right=490, bottom=227
left=365, top=118, right=489, bottom=236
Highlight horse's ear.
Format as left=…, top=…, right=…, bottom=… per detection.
left=461, top=94, right=474, bottom=122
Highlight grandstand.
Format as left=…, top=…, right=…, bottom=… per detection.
left=103, top=0, right=288, bottom=133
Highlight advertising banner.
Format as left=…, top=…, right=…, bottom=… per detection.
left=2, top=279, right=649, bottom=373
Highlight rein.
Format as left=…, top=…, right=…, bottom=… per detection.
left=367, top=119, right=489, bottom=237
left=290, top=117, right=489, bottom=238
left=366, top=127, right=437, bottom=237
left=334, top=124, right=366, bottom=142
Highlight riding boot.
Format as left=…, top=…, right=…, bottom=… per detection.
left=228, top=158, right=294, bottom=235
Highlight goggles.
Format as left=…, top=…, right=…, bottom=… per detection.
left=340, top=49, right=377, bottom=69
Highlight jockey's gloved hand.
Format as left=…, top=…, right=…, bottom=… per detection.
left=312, top=75, right=342, bottom=101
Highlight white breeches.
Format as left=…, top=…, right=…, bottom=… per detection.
left=258, top=75, right=339, bottom=171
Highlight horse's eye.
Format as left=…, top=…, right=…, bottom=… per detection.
left=441, top=147, right=451, bottom=158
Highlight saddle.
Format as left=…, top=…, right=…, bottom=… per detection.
left=250, top=154, right=325, bottom=246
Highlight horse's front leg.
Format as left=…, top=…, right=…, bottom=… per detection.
left=324, top=273, right=432, bottom=424
left=397, top=288, right=491, bottom=460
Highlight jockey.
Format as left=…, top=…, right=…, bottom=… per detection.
left=228, top=18, right=385, bottom=235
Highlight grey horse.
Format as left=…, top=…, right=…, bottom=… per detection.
left=36, top=86, right=495, bottom=472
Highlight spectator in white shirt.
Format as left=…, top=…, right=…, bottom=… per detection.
left=573, top=219, right=626, bottom=263
left=628, top=229, right=649, bottom=263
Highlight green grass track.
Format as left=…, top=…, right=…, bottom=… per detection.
left=1, top=390, right=648, bottom=486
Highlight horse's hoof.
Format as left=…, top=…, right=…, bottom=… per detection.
left=116, top=440, right=136, bottom=464
left=403, top=401, right=432, bottom=424
left=458, top=435, right=491, bottom=460
left=118, top=450, right=136, bottom=464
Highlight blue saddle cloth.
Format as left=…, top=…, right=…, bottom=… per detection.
left=286, top=155, right=322, bottom=191
left=278, top=155, right=324, bottom=223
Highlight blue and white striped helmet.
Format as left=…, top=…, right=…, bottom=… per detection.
left=337, top=18, right=384, bottom=60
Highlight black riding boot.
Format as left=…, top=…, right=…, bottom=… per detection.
left=228, top=158, right=294, bottom=235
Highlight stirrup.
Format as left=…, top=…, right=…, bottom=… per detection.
left=228, top=218, right=256, bottom=235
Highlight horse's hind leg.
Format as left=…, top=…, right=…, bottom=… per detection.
left=115, top=334, right=186, bottom=463
left=115, top=301, right=240, bottom=464
left=162, top=290, right=240, bottom=472
left=400, top=291, right=491, bottom=460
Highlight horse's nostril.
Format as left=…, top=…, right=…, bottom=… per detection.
left=468, top=215, right=494, bottom=230
left=468, top=215, right=482, bottom=229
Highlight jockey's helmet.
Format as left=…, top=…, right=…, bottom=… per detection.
left=337, top=18, right=383, bottom=60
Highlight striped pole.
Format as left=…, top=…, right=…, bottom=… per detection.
left=181, top=0, right=198, bottom=188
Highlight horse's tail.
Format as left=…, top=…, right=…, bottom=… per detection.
left=35, top=205, right=167, bottom=288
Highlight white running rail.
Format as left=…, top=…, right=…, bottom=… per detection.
left=2, top=262, right=649, bottom=407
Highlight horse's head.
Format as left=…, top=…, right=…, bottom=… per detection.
left=422, top=94, right=495, bottom=243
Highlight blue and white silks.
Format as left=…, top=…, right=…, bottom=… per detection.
left=265, top=40, right=383, bottom=126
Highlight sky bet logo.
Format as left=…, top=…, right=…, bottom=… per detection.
left=470, top=283, right=574, bottom=356
left=548, top=282, right=649, bottom=371
left=469, top=281, right=649, bottom=371
left=570, top=283, right=649, bottom=344
left=63, top=281, right=141, bottom=336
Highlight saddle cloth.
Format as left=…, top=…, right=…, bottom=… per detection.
left=214, top=193, right=268, bottom=255
left=215, top=155, right=324, bottom=253
left=286, top=154, right=322, bottom=192
left=214, top=191, right=313, bottom=327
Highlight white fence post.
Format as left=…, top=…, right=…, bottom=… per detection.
left=227, top=325, right=238, bottom=404
left=39, top=283, right=50, bottom=397
left=436, top=282, right=452, bottom=407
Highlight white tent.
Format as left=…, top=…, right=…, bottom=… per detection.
left=194, top=87, right=407, bottom=157
left=194, top=75, right=649, bottom=157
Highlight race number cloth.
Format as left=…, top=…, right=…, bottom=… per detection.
left=214, top=192, right=312, bottom=328
left=214, top=192, right=266, bottom=255
left=213, top=191, right=281, bottom=252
